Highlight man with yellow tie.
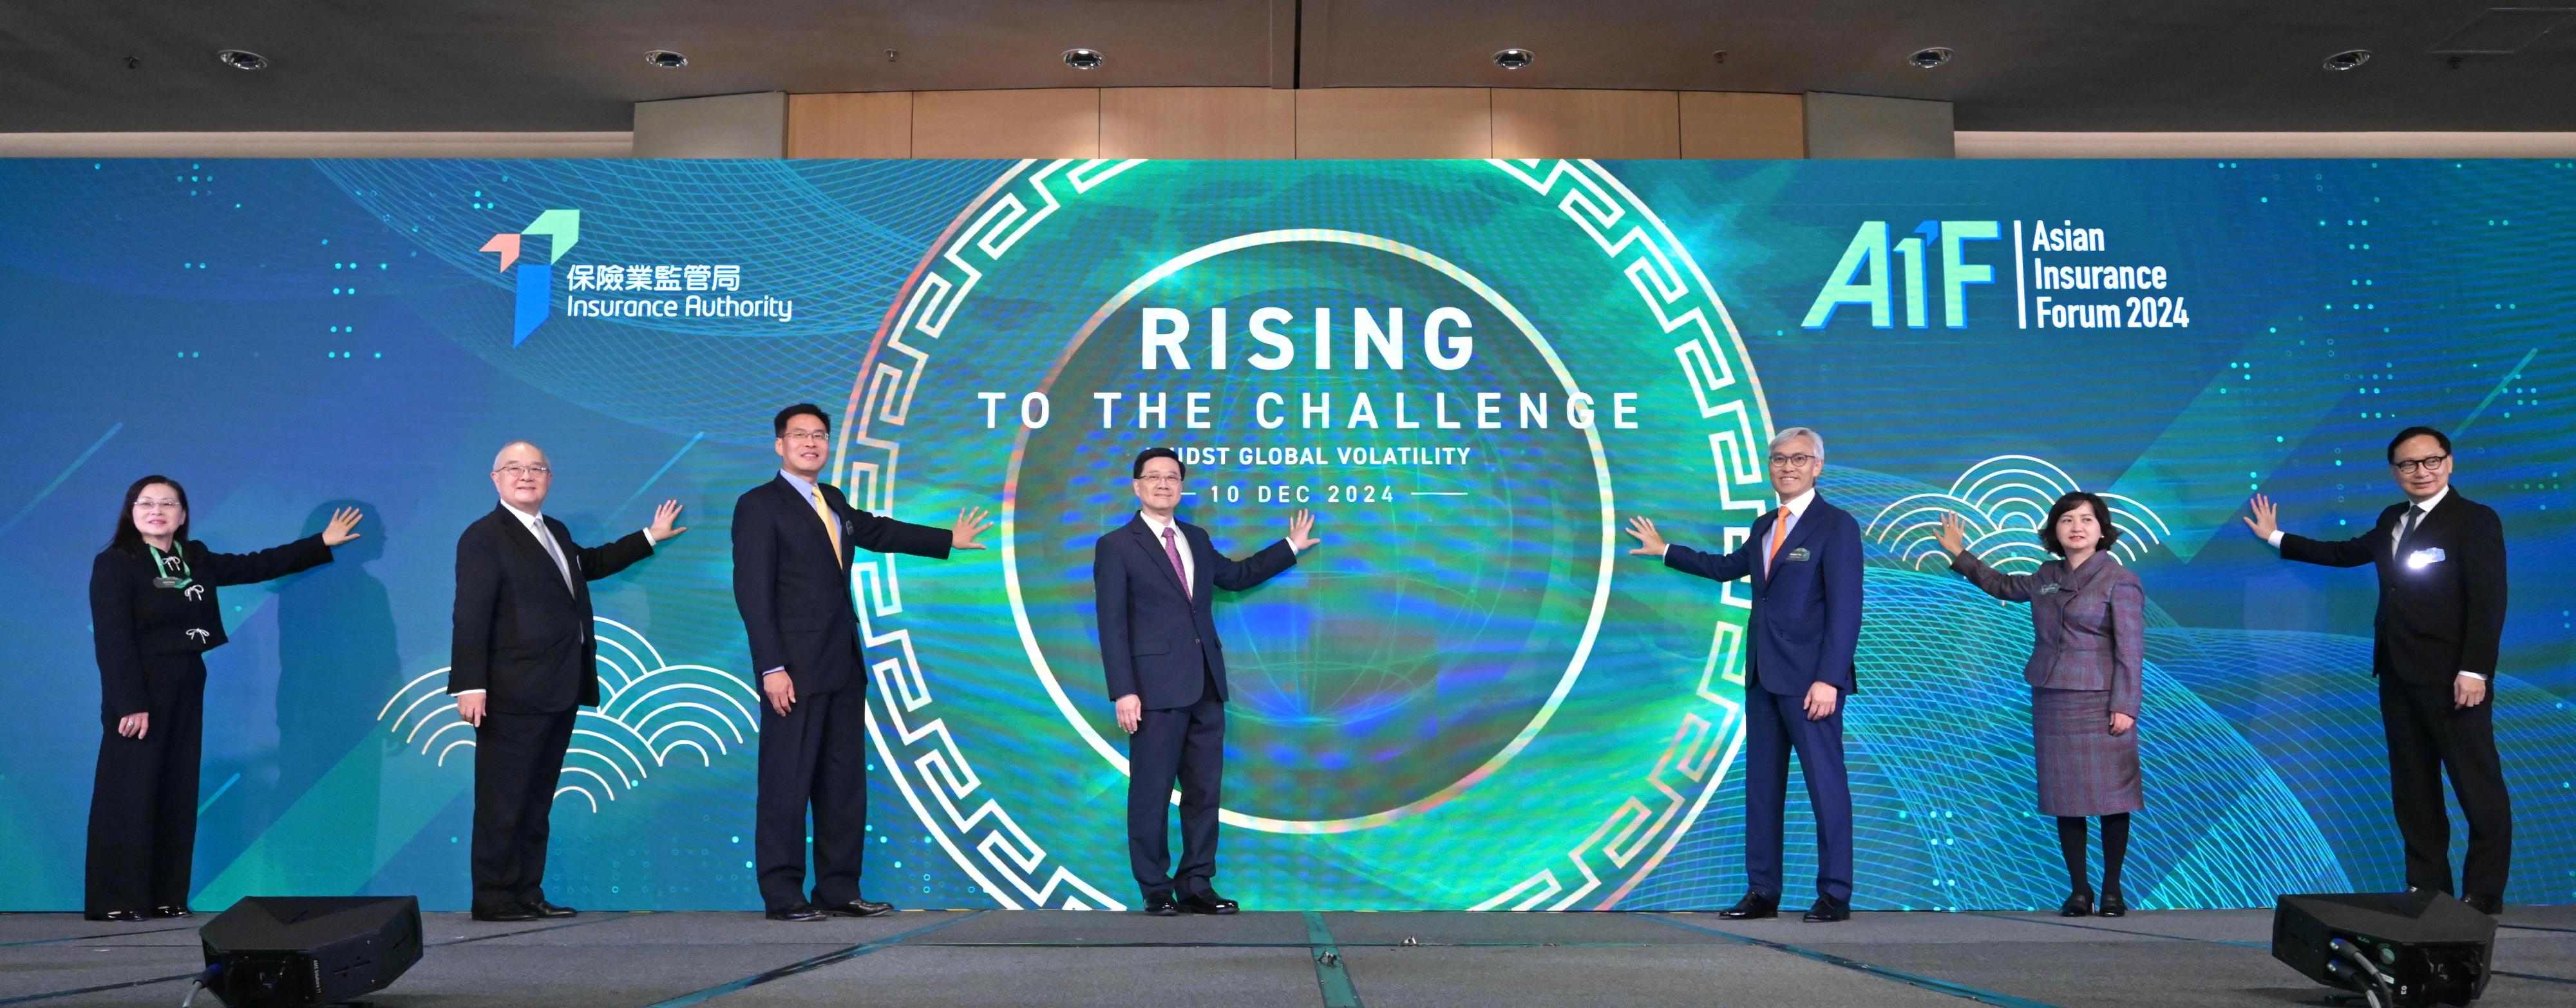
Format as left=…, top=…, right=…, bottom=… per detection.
left=1624, top=426, right=1863, bottom=923
left=732, top=403, right=992, bottom=921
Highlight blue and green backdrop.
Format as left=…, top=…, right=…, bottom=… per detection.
left=0, top=157, right=2568, bottom=912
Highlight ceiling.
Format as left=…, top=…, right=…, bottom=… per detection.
left=0, top=1, right=2567, bottom=133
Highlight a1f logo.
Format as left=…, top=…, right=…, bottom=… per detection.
left=1801, top=221, right=1999, bottom=330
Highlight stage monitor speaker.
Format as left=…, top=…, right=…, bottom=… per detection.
left=2272, top=891, right=2495, bottom=1007
left=198, top=895, right=422, bottom=1007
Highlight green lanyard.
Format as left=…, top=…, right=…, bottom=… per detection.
left=147, top=544, right=195, bottom=591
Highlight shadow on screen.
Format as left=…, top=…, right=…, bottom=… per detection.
left=272, top=499, right=399, bottom=850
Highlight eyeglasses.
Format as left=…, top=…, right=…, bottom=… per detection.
left=782, top=430, right=831, bottom=443
left=1137, top=474, right=1184, bottom=486
left=494, top=464, right=552, bottom=477
left=1768, top=453, right=1817, bottom=469
left=2391, top=453, right=2449, bottom=475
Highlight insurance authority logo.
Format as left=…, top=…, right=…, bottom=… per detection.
left=479, top=209, right=580, bottom=346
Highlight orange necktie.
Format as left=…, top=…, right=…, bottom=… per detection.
left=810, top=488, right=844, bottom=567
left=1766, top=508, right=1792, bottom=573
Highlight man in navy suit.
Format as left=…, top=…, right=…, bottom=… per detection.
left=1094, top=447, right=1318, bottom=915
left=733, top=403, right=992, bottom=921
left=1626, top=426, right=1862, bottom=922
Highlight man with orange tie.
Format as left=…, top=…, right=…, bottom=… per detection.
left=732, top=403, right=992, bottom=921
left=1625, top=426, right=1862, bottom=923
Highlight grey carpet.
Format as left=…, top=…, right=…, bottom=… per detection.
left=0, top=909, right=2566, bottom=1007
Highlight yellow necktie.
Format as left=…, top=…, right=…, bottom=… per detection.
left=811, top=488, right=844, bottom=566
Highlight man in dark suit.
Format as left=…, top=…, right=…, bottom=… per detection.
left=2247, top=425, right=2511, bottom=915
left=1625, top=426, right=1862, bottom=922
left=735, top=403, right=992, bottom=921
left=1095, top=447, right=1317, bottom=915
left=450, top=441, right=686, bottom=922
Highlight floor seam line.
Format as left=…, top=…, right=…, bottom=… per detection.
left=1641, top=913, right=2070, bottom=1008
left=631, top=909, right=989, bottom=1008
left=1302, top=911, right=1365, bottom=1008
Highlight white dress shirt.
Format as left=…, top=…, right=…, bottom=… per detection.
left=458, top=502, right=659, bottom=697
left=2266, top=486, right=2480, bottom=681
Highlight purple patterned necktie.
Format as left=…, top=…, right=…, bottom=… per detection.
left=1162, top=526, right=1191, bottom=599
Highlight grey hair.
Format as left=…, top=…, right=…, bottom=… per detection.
left=491, top=441, right=548, bottom=470
left=1768, top=426, right=1823, bottom=462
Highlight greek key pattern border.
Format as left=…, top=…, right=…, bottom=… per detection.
left=1470, top=159, right=1767, bottom=910
left=853, top=158, right=1139, bottom=911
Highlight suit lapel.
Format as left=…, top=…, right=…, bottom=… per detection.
left=542, top=517, right=582, bottom=600
left=775, top=476, right=842, bottom=564
left=1761, top=499, right=1825, bottom=594
left=497, top=506, right=573, bottom=598
left=1129, top=515, right=1190, bottom=598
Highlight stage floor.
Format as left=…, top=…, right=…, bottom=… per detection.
left=4, top=906, right=2572, bottom=1007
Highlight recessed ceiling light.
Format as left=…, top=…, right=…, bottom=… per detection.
left=215, top=49, right=267, bottom=71
left=645, top=50, right=688, bottom=69
left=1909, top=46, right=1953, bottom=70
left=1710, top=50, right=1728, bottom=65
left=2322, top=49, right=2372, bottom=71
left=1493, top=48, right=1535, bottom=70
left=1062, top=48, right=1104, bottom=70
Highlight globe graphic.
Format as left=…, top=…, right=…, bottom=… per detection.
left=1009, top=240, right=1606, bottom=823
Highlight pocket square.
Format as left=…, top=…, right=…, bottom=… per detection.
left=2406, top=547, right=2447, bottom=569
left=1785, top=547, right=1811, bottom=562
left=2036, top=583, right=2063, bottom=595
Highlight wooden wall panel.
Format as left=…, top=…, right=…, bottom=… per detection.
left=786, top=92, right=913, bottom=158
left=1679, top=91, right=1806, bottom=158
left=1101, top=88, right=1294, bottom=158
left=1294, top=88, right=1490, bottom=158
left=1492, top=89, right=1680, bottom=159
left=911, top=89, right=1101, bottom=159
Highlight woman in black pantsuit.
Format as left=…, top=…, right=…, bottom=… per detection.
left=85, top=475, right=361, bottom=921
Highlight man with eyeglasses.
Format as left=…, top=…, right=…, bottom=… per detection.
left=734, top=403, right=993, bottom=921
left=1095, top=447, right=1316, bottom=915
left=450, top=441, right=688, bottom=922
left=2245, top=424, right=2512, bottom=915
left=1624, top=426, right=1862, bottom=923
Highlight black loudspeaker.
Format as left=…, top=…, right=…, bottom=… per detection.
left=2272, top=891, right=2496, bottom=1007
left=198, top=896, right=423, bottom=1007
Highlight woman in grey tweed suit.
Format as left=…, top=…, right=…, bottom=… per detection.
left=1939, top=491, right=2147, bottom=917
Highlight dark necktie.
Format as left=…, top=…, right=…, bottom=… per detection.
left=2396, top=504, right=2425, bottom=553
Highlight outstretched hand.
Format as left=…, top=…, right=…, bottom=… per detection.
left=1937, top=511, right=1966, bottom=556
left=2242, top=493, right=2279, bottom=542
left=1624, top=515, right=1668, bottom=557
left=647, top=500, right=690, bottom=543
left=1285, top=509, right=1320, bottom=552
left=321, top=506, right=365, bottom=547
left=951, top=507, right=994, bottom=550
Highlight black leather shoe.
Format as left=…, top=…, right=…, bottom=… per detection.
left=471, top=904, right=540, bottom=922
left=1178, top=891, right=1240, bottom=915
left=151, top=905, right=194, bottom=919
left=84, top=909, right=148, bottom=922
left=765, top=903, right=829, bottom=922
left=524, top=900, right=578, bottom=918
left=1717, top=893, right=1779, bottom=920
left=821, top=899, right=895, bottom=918
left=2465, top=893, right=2503, bottom=917
left=2059, top=889, right=2094, bottom=917
left=1802, top=897, right=1851, bottom=923
left=2096, top=886, right=2126, bottom=917
left=1141, top=892, right=1180, bottom=917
